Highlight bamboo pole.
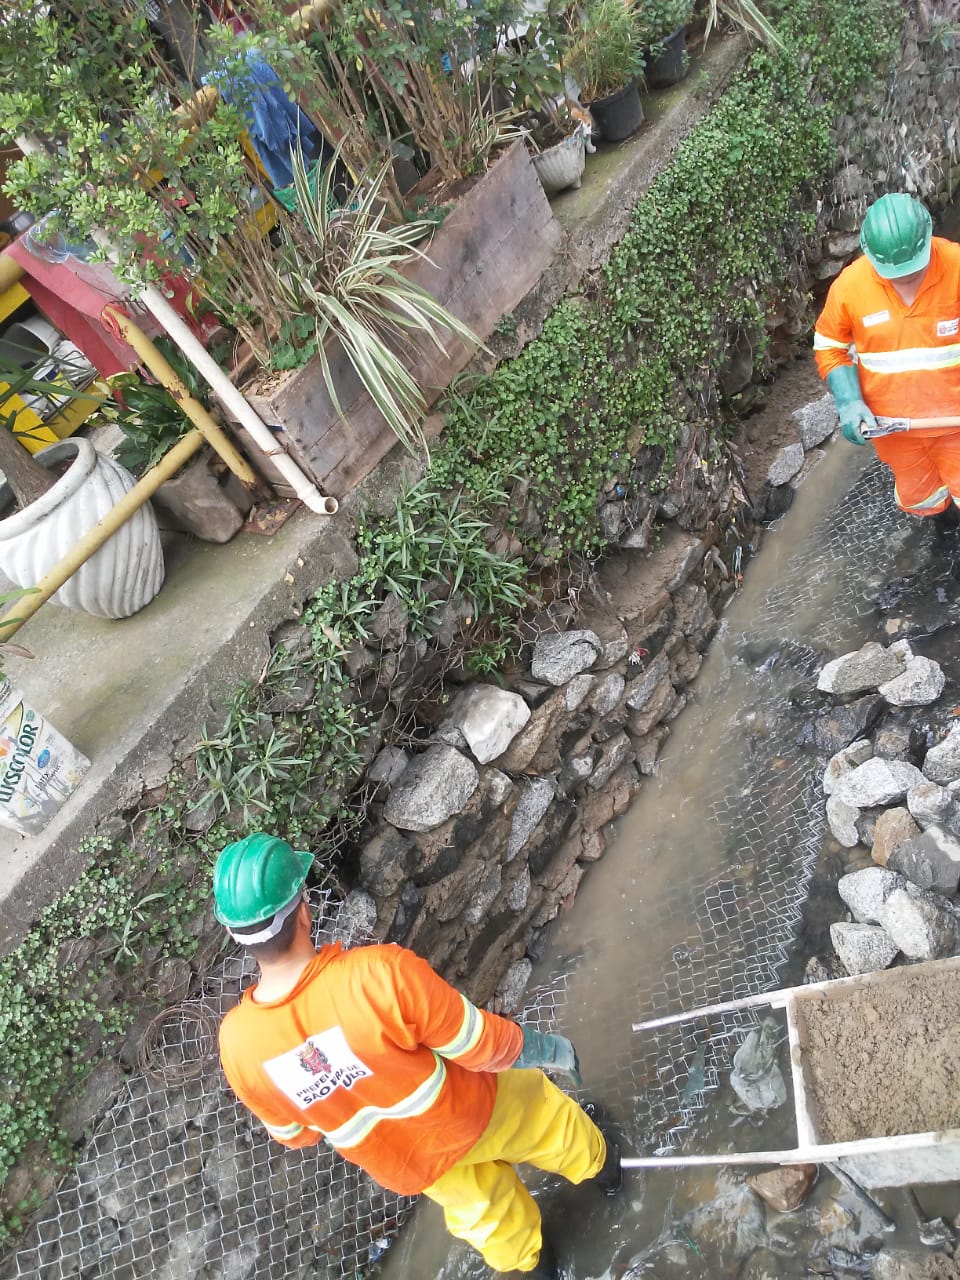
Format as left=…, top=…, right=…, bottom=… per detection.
left=104, top=306, right=257, bottom=487
left=0, top=429, right=206, bottom=643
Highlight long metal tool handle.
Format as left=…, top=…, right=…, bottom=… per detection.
left=631, top=986, right=794, bottom=1033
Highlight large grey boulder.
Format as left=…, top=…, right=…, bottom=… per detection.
left=507, top=778, right=556, bottom=859
left=823, top=739, right=872, bottom=796
left=531, top=630, right=601, bottom=685
left=888, top=825, right=960, bottom=895
left=906, top=782, right=956, bottom=831
left=816, top=642, right=906, bottom=697
left=767, top=443, right=805, bottom=487
left=833, top=758, right=925, bottom=809
left=922, top=726, right=960, bottom=785
left=837, top=867, right=905, bottom=924
left=878, top=655, right=945, bottom=707
left=443, top=686, right=531, bottom=764
left=794, top=395, right=837, bottom=449
left=813, top=695, right=885, bottom=755
left=826, top=793, right=861, bottom=848
left=878, top=886, right=959, bottom=960
left=829, top=922, right=899, bottom=976
left=383, top=745, right=479, bottom=831
left=590, top=672, right=626, bottom=716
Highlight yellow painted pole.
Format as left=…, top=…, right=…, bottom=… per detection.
left=0, top=256, right=25, bottom=293
left=0, top=429, right=206, bottom=643
left=104, top=306, right=257, bottom=488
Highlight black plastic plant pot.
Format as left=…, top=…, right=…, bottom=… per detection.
left=644, top=26, right=689, bottom=89
left=589, top=79, right=644, bottom=143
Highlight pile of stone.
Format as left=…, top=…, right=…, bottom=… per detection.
left=817, top=640, right=960, bottom=977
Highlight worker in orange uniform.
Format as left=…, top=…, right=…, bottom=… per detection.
left=214, top=834, right=622, bottom=1279
left=814, top=192, right=960, bottom=524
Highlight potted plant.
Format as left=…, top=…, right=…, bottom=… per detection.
left=636, top=0, right=694, bottom=88
left=0, top=353, right=165, bottom=619
left=526, top=99, right=595, bottom=193
left=568, top=0, right=647, bottom=143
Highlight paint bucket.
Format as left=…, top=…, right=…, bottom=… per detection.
left=0, top=680, right=89, bottom=835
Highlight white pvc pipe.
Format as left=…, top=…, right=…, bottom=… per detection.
left=15, top=134, right=338, bottom=516
left=134, top=285, right=338, bottom=515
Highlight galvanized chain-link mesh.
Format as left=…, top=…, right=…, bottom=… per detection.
left=1, top=457, right=923, bottom=1278
left=4, top=890, right=413, bottom=1280
left=522, top=458, right=910, bottom=1159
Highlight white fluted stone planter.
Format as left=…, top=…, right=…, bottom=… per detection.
left=532, top=130, right=587, bottom=194
left=0, top=439, right=164, bottom=619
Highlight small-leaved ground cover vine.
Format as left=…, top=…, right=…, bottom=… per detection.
left=0, top=0, right=903, bottom=1237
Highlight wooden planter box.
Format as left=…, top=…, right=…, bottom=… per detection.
left=230, top=141, right=561, bottom=499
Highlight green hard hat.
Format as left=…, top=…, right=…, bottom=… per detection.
left=213, top=833, right=312, bottom=930
left=860, top=193, right=932, bottom=278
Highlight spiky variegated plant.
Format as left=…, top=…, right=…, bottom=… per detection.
left=249, top=146, right=482, bottom=459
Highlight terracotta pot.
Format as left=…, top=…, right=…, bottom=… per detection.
left=0, top=438, right=164, bottom=618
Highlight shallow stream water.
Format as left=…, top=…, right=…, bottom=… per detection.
left=376, top=415, right=960, bottom=1278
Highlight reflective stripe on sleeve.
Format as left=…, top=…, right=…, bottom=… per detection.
left=432, top=993, right=485, bottom=1060
left=265, top=1120, right=305, bottom=1141
left=813, top=331, right=851, bottom=351
left=858, top=343, right=960, bottom=374
left=324, top=1054, right=447, bottom=1150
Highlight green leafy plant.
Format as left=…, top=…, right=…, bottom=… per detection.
left=108, top=341, right=202, bottom=476
left=251, top=146, right=482, bottom=457
left=568, top=0, right=646, bottom=102
left=635, top=0, right=695, bottom=46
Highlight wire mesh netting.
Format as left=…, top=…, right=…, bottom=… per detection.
left=2, top=456, right=931, bottom=1279
left=4, top=890, right=414, bottom=1280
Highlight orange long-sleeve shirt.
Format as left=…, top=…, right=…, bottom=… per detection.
left=219, top=942, right=523, bottom=1194
left=814, top=237, right=960, bottom=418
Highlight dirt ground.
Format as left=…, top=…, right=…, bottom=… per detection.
left=796, top=968, right=960, bottom=1142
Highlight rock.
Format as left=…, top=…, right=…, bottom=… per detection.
left=59, top=1061, right=126, bottom=1143
left=359, top=828, right=418, bottom=896
left=829, top=922, right=899, bottom=975
left=464, top=865, right=502, bottom=924
left=872, top=807, right=921, bottom=868
left=879, top=886, right=959, bottom=959
left=530, top=630, right=601, bottom=685
left=332, top=890, right=379, bottom=945
left=747, top=1164, right=817, bottom=1213
left=837, top=867, right=905, bottom=923
left=874, top=724, right=914, bottom=760
left=599, top=501, right=625, bottom=543
left=878, top=655, right=945, bottom=707
left=826, top=793, right=861, bottom=847
left=823, top=739, right=873, bottom=796
left=889, top=825, right=960, bottom=894
left=506, top=866, right=532, bottom=912
left=367, top=746, right=410, bottom=786
left=597, top=626, right=630, bottom=668
left=587, top=732, right=634, bottom=791
left=794, top=395, right=838, bottom=449
left=495, top=958, right=532, bottom=1014
left=907, top=781, right=956, bottom=830
left=923, top=726, right=960, bottom=785
left=833, top=758, right=926, bottom=809
left=814, top=695, right=886, bottom=755
left=767, top=443, right=805, bottom=487
left=590, top=672, right=626, bottom=716
left=804, top=954, right=846, bottom=984
left=383, top=745, right=479, bottom=831
left=443, top=686, right=531, bottom=764
left=370, top=593, right=409, bottom=648
left=507, top=778, right=557, bottom=860
left=666, top=537, right=707, bottom=591
left=564, top=674, right=595, bottom=711
left=817, top=642, right=906, bottom=696
left=152, top=455, right=248, bottom=542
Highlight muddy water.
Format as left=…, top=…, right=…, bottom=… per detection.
left=376, top=432, right=960, bottom=1279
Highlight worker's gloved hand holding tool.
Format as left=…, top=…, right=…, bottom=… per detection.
left=826, top=366, right=877, bottom=445
left=515, top=1027, right=582, bottom=1086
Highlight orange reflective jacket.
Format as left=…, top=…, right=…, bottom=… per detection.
left=814, top=237, right=960, bottom=418
left=219, top=943, right=523, bottom=1194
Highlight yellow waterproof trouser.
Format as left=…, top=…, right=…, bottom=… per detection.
left=422, top=1068, right=606, bottom=1274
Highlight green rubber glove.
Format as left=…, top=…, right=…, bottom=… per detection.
left=515, top=1026, right=582, bottom=1086
left=826, top=365, right=876, bottom=446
